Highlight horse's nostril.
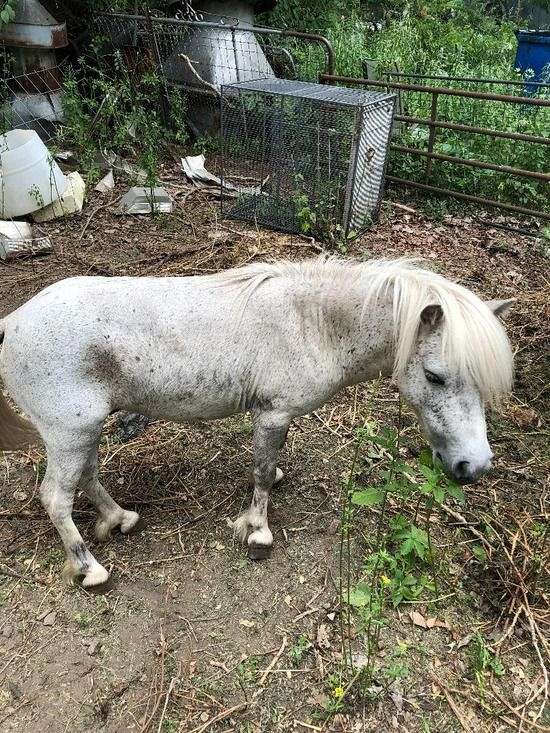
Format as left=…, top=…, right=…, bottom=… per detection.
left=454, top=460, right=470, bottom=478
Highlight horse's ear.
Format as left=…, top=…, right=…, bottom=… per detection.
left=420, top=304, right=443, bottom=328
left=486, top=298, right=515, bottom=319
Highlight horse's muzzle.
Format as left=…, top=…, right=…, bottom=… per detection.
left=451, top=458, right=493, bottom=485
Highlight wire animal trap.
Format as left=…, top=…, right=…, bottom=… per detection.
left=220, top=79, right=396, bottom=239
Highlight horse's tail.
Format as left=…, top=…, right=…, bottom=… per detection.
left=0, top=321, right=41, bottom=451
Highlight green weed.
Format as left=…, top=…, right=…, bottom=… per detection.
left=59, top=51, right=188, bottom=188
left=73, top=611, right=94, bottom=629
left=289, top=634, right=311, bottom=665
left=469, top=632, right=505, bottom=688
left=236, top=655, right=260, bottom=685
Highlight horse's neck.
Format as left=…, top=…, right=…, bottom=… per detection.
left=316, top=277, right=395, bottom=386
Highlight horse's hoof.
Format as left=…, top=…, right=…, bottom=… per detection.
left=82, top=564, right=110, bottom=588
left=248, top=542, right=272, bottom=561
left=83, top=575, right=114, bottom=594
left=95, top=510, right=142, bottom=542
left=120, top=511, right=142, bottom=535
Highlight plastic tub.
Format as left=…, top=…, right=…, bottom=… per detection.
left=515, top=30, right=550, bottom=95
left=0, top=129, right=67, bottom=218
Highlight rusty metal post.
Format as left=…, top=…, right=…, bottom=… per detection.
left=425, top=92, right=438, bottom=181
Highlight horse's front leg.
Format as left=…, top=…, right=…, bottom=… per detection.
left=233, top=412, right=290, bottom=560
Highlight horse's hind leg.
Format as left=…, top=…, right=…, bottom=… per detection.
left=40, top=435, right=110, bottom=587
left=80, top=453, right=139, bottom=541
left=233, top=412, right=290, bottom=559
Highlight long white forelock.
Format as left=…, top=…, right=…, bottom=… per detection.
left=202, top=256, right=513, bottom=404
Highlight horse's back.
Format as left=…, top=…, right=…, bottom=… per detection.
left=0, top=273, right=317, bottom=427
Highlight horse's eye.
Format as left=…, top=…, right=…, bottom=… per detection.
left=425, top=370, right=445, bottom=386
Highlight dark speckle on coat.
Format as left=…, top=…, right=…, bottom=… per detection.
left=70, top=541, right=89, bottom=572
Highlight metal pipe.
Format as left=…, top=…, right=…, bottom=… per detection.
left=391, top=144, right=550, bottom=182
left=319, top=74, right=550, bottom=106
left=99, top=12, right=335, bottom=76
left=386, top=176, right=550, bottom=220
left=424, top=92, right=438, bottom=181
left=394, top=113, right=550, bottom=146
left=384, top=70, right=550, bottom=89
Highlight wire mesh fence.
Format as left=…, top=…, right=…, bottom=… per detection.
left=220, top=79, right=395, bottom=239
left=0, top=50, right=65, bottom=142
left=93, top=12, right=334, bottom=139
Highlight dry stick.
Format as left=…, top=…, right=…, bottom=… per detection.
left=257, top=635, right=288, bottom=687
left=78, top=195, right=121, bottom=242
left=439, top=503, right=495, bottom=553
left=489, top=681, right=550, bottom=733
left=139, top=627, right=166, bottom=733
left=0, top=564, right=46, bottom=585
left=177, top=54, right=220, bottom=95
left=524, top=605, right=549, bottom=726
left=156, top=677, right=177, bottom=733
left=431, top=677, right=472, bottom=732
left=187, top=702, right=248, bottom=733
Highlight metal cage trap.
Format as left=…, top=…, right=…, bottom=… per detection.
left=220, top=79, right=396, bottom=239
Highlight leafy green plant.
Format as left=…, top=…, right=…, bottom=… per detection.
left=289, top=634, right=311, bottom=665
left=236, top=655, right=260, bottom=685
left=469, top=633, right=505, bottom=689
left=338, top=410, right=467, bottom=700
left=28, top=183, right=44, bottom=209
left=265, top=0, right=549, bottom=209
left=59, top=52, right=188, bottom=189
left=0, top=0, right=17, bottom=28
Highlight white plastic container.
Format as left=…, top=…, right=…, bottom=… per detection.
left=33, top=171, right=86, bottom=222
left=0, top=129, right=67, bottom=218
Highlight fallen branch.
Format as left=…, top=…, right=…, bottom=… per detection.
left=431, top=676, right=472, bottom=732
left=439, top=503, right=495, bottom=553
left=258, top=635, right=288, bottom=687
left=157, top=677, right=177, bottom=733
left=177, top=54, right=220, bottom=95
left=187, top=702, right=247, bottom=733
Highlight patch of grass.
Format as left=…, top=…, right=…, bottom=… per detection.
left=161, top=715, right=178, bottom=733
left=236, top=655, right=260, bottom=686
left=73, top=611, right=94, bottom=629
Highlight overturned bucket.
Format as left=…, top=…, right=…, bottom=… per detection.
left=0, top=129, right=67, bottom=218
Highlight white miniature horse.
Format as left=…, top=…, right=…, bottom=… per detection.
left=0, top=258, right=513, bottom=587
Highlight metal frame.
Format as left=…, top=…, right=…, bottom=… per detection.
left=382, top=69, right=550, bottom=91
left=320, top=73, right=549, bottom=220
left=97, top=11, right=335, bottom=76
left=220, top=79, right=396, bottom=238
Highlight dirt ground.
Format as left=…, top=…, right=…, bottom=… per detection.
left=0, top=160, right=548, bottom=733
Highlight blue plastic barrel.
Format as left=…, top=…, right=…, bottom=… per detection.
left=515, top=30, right=550, bottom=95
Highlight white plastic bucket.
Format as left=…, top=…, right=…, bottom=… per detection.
left=0, top=129, right=68, bottom=218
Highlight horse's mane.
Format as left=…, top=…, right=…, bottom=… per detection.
left=208, top=256, right=513, bottom=404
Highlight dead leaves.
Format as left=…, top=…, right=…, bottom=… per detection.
left=510, top=405, right=542, bottom=429
left=316, top=623, right=331, bottom=650
left=409, top=610, right=450, bottom=630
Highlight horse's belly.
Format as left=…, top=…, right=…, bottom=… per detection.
left=115, top=366, right=246, bottom=423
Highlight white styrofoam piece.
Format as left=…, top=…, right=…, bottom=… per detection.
left=32, top=171, right=86, bottom=222
left=118, top=186, right=173, bottom=214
